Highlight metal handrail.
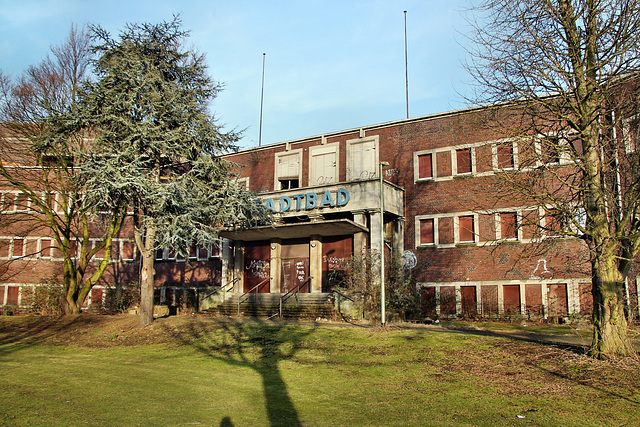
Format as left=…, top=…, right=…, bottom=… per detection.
left=330, top=288, right=355, bottom=302
left=237, top=278, right=270, bottom=315
left=278, top=276, right=313, bottom=318
left=203, top=278, right=240, bottom=300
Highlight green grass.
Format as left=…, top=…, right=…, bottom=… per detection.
left=0, top=316, right=639, bottom=426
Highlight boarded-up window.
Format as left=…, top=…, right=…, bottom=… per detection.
left=0, top=239, right=11, bottom=258
left=1, top=193, right=15, bottom=211
left=310, top=145, right=338, bottom=185
left=461, top=286, right=477, bottom=317
left=546, top=209, right=564, bottom=235
left=503, top=285, right=521, bottom=315
left=497, top=143, right=514, bottom=169
left=347, top=138, right=378, bottom=180
left=541, top=138, right=561, bottom=164
left=500, top=212, right=517, bottom=239
left=482, top=285, right=499, bottom=316
left=122, top=241, right=136, bottom=261
left=418, top=153, right=432, bottom=179
left=458, top=215, right=475, bottom=243
left=419, top=218, right=434, bottom=245
left=440, top=286, right=456, bottom=315
left=14, top=192, right=29, bottom=211
left=547, top=283, right=568, bottom=316
left=7, top=286, right=19, bottom=305
left=623, top=116, right=640, bottom=152
left=91, top=288, right=103, bottom=309
left=277, top=151, right=301, bottom=189
left=579, top=283, right=593, bottom=315
left=12, top=239, right=24, bottom=258
left=521, top=209, right=540, bottom=239
left=456, top=148, right=472, bottom=174
left=421, top=287, right=437, bottom=316
left=525, top=284, right=543, bottom=316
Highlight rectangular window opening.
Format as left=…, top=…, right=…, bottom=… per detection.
left=418, top=153, right=433, bottom=179
left=456, top=148, right=472, bottom=174
left=497, top=143, right=514, bottom=169
left=419, top=218, right=435, bottom=245
left=500, top=212, right=518, bottom=240
left=459, top=215, right=475, bottom=243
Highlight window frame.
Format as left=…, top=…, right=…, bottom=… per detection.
left=309, top=142, right=340, bottom=186
left=346, top=136, right=379, bottom=181
left=456, top=214, right=477, bottom=244
left=274, top=149, right=303, bottom=190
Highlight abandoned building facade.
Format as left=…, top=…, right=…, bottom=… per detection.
left=2, top=103, right=640, bottom=320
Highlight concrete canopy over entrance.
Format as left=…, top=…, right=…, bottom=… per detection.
left=220, top=219, right=368, bottom=241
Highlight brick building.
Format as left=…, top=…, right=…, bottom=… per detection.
left=2, top=104, right=640, bottom=320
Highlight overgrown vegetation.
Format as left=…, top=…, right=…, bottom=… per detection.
left=334, top=250, right=421, bottom=321
left=0, top=316, right=638, bottom=426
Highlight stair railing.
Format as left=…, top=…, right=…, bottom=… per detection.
left=277, top=276, right=313, bottom=318
left=237, top=278, right=270, bottom=315
left=203, top=278, right=240, bottom=300
left=330, top=288, right=354, bottom=302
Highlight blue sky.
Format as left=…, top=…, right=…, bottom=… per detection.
left=0, top=0, right=473, bottom=148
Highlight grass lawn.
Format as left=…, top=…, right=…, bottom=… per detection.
left=0, top=315, right=639, bottom=426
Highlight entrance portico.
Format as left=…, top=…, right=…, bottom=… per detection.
left=220, top=179, right=404, bottom=295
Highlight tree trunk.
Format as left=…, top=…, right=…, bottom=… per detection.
left=139, top=226, right=156, bottom=327
left=589, top=252, right=635, bottom=359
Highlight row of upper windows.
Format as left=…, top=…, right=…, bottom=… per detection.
left=415, top=207, right=572, bottom=248
left=0, top=237, right=137, bottom=262
left=273, top=136, right=380, bottom=190
left=0, top=236, right=221, bottom=262
left=412, top=136, right=585, bottom=183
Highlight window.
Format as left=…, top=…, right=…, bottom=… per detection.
left=456, top=148, right=472, bottom=174
left=540, top=137, right=561, bottom=164
left=496, top=143, right=514, bottom=169
left=546, top=209, right=564, bottom=235
left=347, top=136, right=379, bottom=181
left=12, top=238, right=25, bottom=258
left=458, top=215, right=475, bottom=243
left=310, top=143, right=339, bottom=185
left=419, top=218, right=435, bottom=245
left=418, top=153, right=433, bottom=179
left=275, top=150, right=301, bottom=190
left=500, top=212, right=518, bottom=240
left=623, top=116, right=640, bottom=153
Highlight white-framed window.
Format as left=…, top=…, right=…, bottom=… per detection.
left=456, top=214, right=476, bottom=243
left=498, top=211, right=518, bottom=240
left=346, top=136, right=379, bottom=181
left=455, top=148, right=473, bottom=175
left=275, top=149, right=302, bottom=190
left=413, top=151, right=435, bottom=182
left=416, top=216, right=437, bottom=246
left=492, top=141, right=517, bottom=170
left=309, top=143, right=339, bottom=185
left=623, top=115, right=640, bottom=153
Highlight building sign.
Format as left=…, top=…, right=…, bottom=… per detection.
left=264, top=188, right=350, bottom=213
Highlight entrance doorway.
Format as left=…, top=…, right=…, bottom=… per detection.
left=281, top=239, right=310, bottom=293
left=244, top=241, right=270, bottom=293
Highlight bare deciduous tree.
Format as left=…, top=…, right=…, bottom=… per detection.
left=0, top=25, right=127, bottom=315
left=465, top=0, right=640, bottom=358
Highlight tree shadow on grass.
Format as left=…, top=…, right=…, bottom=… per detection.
left=167, top=318, right=317, bottom=427
left=0, top=315, right=112, bottom=356
left=429, top=324, right=639, bottom=405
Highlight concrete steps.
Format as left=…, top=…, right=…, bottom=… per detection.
left=204, top=292, right=336, bottom=320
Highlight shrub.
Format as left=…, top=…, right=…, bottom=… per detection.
left=21, top=280, right=65, bottom=316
